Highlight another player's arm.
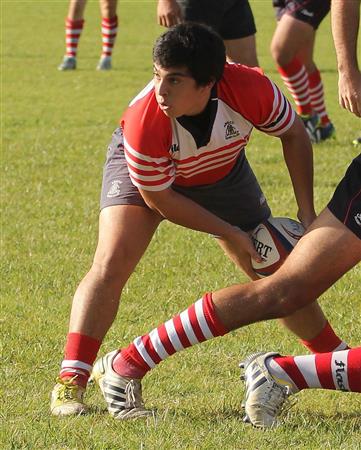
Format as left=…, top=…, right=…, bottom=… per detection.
left=331, top=0, right=361, bottom=116
left=279, top=115, right=316, bottom=228
left=157, top=0, right=183, bottom=27
left=138, top=186, right=262, bottom=278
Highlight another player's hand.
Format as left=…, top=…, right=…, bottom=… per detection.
left=157, top=0, right=183, bottom=27
left=338, top=70, right=361, bottom=117
left=218, top=227, right=263, bottom=280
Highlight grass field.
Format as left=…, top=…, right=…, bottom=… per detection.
left=2, top=1, right=361, bottom=449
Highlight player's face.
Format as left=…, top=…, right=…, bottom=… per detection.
left=153, top=64, right=213, bottom=118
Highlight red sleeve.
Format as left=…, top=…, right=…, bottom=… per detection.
left=218, top=64, right=295, bottom=136
left=120, top=83, right=175, bottom=191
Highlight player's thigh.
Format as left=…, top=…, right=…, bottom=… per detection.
left=271, top=14, right=315, bottom=64
left=225, top=35, right=258, bottom=66
left=94, top=204, right=162, bottom=283
left=277, top=208, right=361, bottom=300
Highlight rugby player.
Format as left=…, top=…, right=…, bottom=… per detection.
left=50, top=23, right=349, bottom=417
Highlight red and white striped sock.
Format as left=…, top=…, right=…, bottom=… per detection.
left=267, top=347, right=361, bottom=393
left=60, top=332, right=101, bottom=387
left=300, top=321, right=349, bottom=354
left=64, top=18, right=84, bottom=58
left=101, top=16, right=118, bottom=58
left=308, top=69, right=330, bottom=125
left=113, top=293, right=228, bottom=379
left=277, top=58, right=313, bottom=115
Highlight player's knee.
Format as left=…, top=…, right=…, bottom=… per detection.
left=90, top=245, right=131, bottom=284
left=270, top=42, right=291, bottom=67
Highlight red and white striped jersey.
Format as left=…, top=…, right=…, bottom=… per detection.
left=121, top=63, right=295, bottom=191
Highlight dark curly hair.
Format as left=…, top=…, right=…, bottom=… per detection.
left=153, top=22, right=226, bottom=86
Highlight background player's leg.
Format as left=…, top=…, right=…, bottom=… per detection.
left=296, top=33, right=335, bottom=140
left=97, top=0, right=118, bottom=70
left=270, top=15, right=319, bottom=140
left=225, top=35, right=259, bottom=66
left=58, top=0, right=87, bottom=71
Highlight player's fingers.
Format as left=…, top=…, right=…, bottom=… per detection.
left=339, top=94, right=347, bottom=110
left=244, top=238, right=263, bottom=263
left=158, top=16, right=166, bottom=27
left=352, top=97, right=361, bottom=117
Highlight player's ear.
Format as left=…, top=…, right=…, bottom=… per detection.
left=201, top=79, right=215, bottom=92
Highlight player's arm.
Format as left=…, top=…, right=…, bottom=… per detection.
left=157, top=0, right=183, bottom=27
left=279, top=115, right=316, bottom=228
left=139, top=186, right=262, bottom=278
left=331, top=0, right=361, bottom=117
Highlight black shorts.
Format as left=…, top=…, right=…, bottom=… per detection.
left=327, top=154, right=361, bottom=240
left=100, top=128, right=271, bottom=232
left=177, top=0, right=256, bottom=39
left=273, top=0, right=330, bottom=30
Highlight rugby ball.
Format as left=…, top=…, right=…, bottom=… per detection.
left=251, top=216, right=305, bottom=277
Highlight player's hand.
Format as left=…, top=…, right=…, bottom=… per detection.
left=338, top=70, right=361, bottom=117
left=157, top=0, right=183, bottom=28
left=218, top=227, right=263, bottom=280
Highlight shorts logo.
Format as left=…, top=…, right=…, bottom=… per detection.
left=107, top=180, right=123, bottom=198
left=301, top=9, right=314, bottom=17
left=354, top=213, right=361, bottom=227
left=224, top=121, right=240, bottom=140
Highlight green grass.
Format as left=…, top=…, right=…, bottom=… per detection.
left=2, top=1, right=361, bottom=449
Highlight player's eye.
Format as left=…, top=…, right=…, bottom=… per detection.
left=169, top=77, right=180, bottom=85
left=153, top=72, right=161, bottom=80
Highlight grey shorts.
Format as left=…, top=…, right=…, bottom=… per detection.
left=100, top=128, right=271, bottom=232
left=177, top=0, right=256, bottom=40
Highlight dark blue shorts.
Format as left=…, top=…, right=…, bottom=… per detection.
left=273, top=0, right=330, bottom=30
left=327, top=154, right=361, bottom=239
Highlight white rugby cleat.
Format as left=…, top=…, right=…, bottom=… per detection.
left=96, top=55, right=112, bottom=71
left=240, top=352, right=293, bottom=428
left=58, top=56, right=76, bottom=71
left=89, top=350, right=153, bottom=420
left=50, top=377, right=88, bottom=416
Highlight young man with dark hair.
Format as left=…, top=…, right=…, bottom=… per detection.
left=51, top=23, right=348, bottom=417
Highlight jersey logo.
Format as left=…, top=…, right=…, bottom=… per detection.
left=169, top=144, right=179, bottom=155
left=224, top=121, right=240, bottom=140
left=354, top=213, right=361, bottom=227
